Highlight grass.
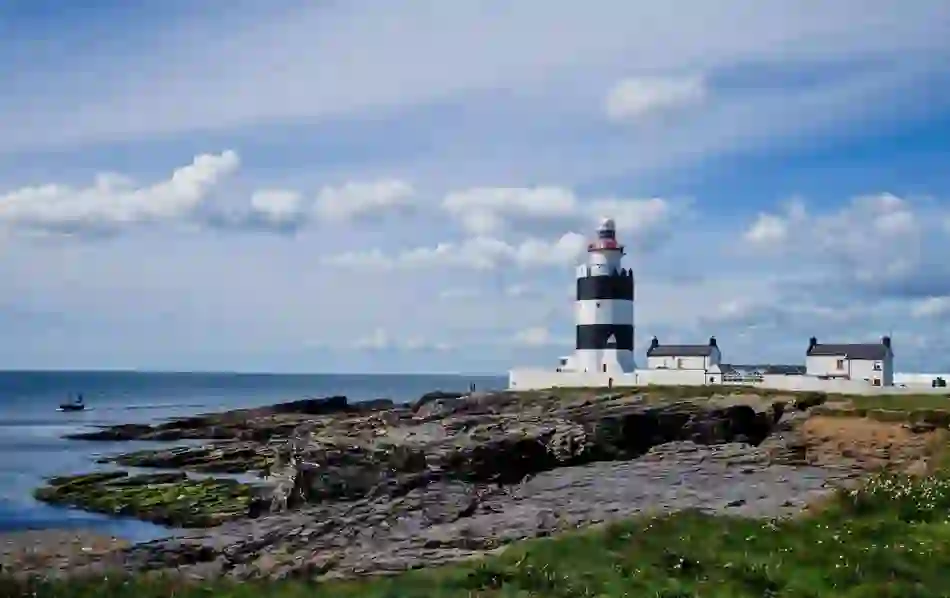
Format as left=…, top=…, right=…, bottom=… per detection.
left=32, top=471, right=256, bottom=528
left=10, top=469, right=950, bottom=598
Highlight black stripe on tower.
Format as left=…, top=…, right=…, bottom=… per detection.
left=577, top=275, right=634, bottom=300
left=576, top=324, right=634, bottom=350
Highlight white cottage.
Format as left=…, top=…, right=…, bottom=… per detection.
left=805, top=336, right=894, bottom=386
left=645, top=336, right=724, bottom=382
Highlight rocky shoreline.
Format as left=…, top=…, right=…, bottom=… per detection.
left=21, top=387, right=934, bottom=581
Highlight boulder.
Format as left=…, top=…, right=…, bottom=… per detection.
left=412, top=391, right=465, bottom=412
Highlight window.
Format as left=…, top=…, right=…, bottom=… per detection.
left=836, top=359, right=845, bottom=370
left=676, top=358, right=684, bottom=369
left=602, top=364, right=607, bottom=373
left=873, top=362, right=882, bottom=371
left=872, top=379, right=881, bottom=387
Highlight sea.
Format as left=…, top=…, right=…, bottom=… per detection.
left=0, top=371, right=505, bottom=541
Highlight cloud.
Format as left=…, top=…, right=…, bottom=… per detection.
left=911, top=297, right=950, bottom=319
left=0, top=152, right=419, bottom=237
left=0, top=151, right=239, bottom=236
left=605, top=75, right=707, bottom=123
left=325, top=232, right=589, bottom=271
left=250, top=190, right=306, bottom=226
left=354, top=328, right=389, bottom=350
left=440, top=186, right=677, bottom=244
left=442, top=187, right=578, bottom=235
left=740, top=193, right=950, bottom=298
left=312, top=180, right=415, bottom=223
left=352, top=328, right=452, bottom=352
left=5, top=1, right=948, bottom=151
left=744, top=214, right=789, bottom=245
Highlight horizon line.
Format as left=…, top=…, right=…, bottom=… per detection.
left=0, top=368, right=508, bottom=377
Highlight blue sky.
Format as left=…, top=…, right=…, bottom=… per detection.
left=2, top=1, right=950, bottom=373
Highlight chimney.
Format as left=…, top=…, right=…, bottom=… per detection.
left=882, top=336, right=892, bottom=349
left=650, top=336, right=659, bottom=349
left=709, top=336, right=717, bottom=347
left=809, top=336, right=818, bottom=349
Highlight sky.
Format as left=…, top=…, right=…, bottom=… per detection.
left=2, top=1, right=950, bottom=374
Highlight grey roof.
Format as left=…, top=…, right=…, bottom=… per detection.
left=647, top=344, right=713, bottom=357
left=807, top=343, right=888, bottom=360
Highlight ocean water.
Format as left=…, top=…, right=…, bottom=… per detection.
left=0, top=371, right=505, bottom=541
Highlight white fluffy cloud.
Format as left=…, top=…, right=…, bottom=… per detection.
left=741, top=193, right=945, bottom=297
left=442, top=187, right=578, bottom=235
left=745, top=193, right=919, bottom=250
left=0, top=153, right=419, bottom=237
left=248, top=189, right=306, bottom=227
left=440, top=185, right=676, bottom=242
left=312, top=180, right=415, bottom=223
left=605, top=75, right=707, bottom=123
left=0, top=151, right=239, bottom=235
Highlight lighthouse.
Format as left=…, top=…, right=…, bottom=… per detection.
left=573, top=218, right=636, bottom=374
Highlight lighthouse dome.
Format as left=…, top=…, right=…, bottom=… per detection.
left=598, top=218, right=616, bottom=232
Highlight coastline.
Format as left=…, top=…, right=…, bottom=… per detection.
left=8, top=385, right=944, bottom=583
left=0, top=371, right=505, bottom=539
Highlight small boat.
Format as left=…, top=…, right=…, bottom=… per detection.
left=58, top=394, right=86, bottom=412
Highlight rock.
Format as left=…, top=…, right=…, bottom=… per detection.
left=113, top=449, right=846, bottom=581
left=64, top=395, right=374, bottom=442
left=412, top=390, right=465, bottom=412
left=64, top=424, right=154, bottom=441
left=906, top=421, right=937, bottom=434
left=354, top=398, right=396, bottom=412
left=105, top=443, right=270, bottom=473
left=269, top=396, right=349, bottom=415
left=792, top=392, right=827, bottom=411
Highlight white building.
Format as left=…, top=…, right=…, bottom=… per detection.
left=645, top=336, right=721, bottom=370
left=645, top=336, right=725, bottom=384
left=805, top=336, right=894, bottom=387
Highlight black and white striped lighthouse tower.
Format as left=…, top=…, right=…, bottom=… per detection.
left=573, top=218, right=636, bottom=373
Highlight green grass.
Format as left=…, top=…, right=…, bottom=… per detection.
left=841, top=393, right=950, bottom=411
left=11, top=472, right=950, bottom=598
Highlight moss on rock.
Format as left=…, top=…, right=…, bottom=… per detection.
left=33, top=472, right=257, bottom=528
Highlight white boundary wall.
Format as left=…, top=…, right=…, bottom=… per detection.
left=509, top=368, right=950, bottom=395
left=509, top=367, right=710, bottom=390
